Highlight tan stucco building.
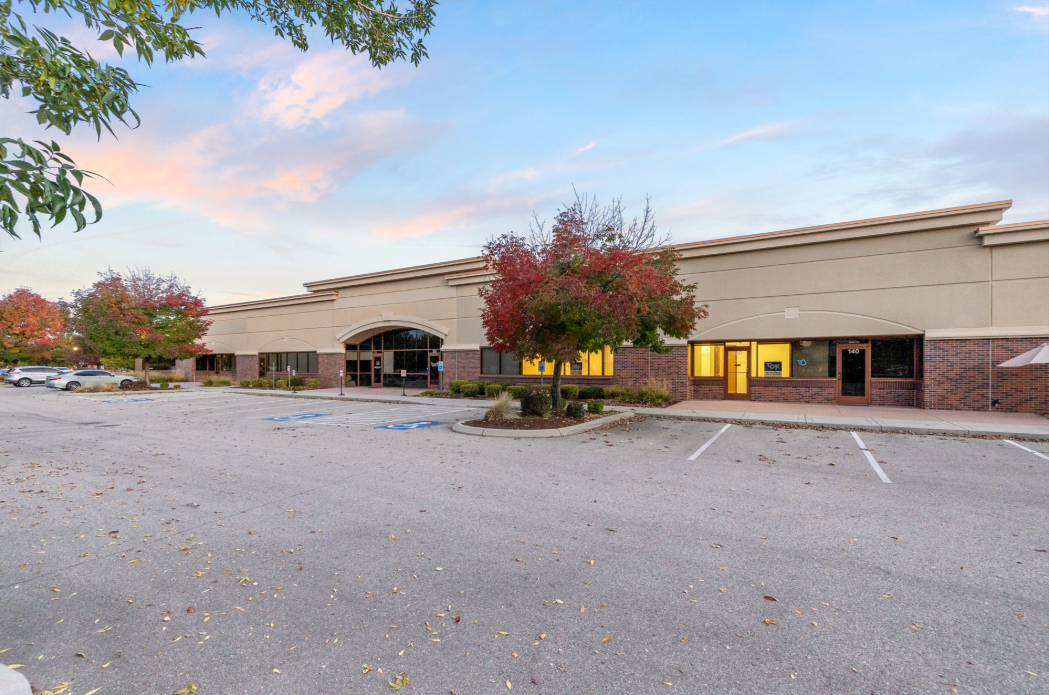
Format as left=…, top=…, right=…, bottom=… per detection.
left=183, top=200, right=1049, bottom=413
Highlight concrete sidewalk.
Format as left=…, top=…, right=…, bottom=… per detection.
left=643, top=400, right=1049, bottom=438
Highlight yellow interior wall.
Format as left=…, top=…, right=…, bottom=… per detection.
left=522, top=348, right=613, bottom=376
left=692, top=344, right=724, bottom=376
left=756, top=343, right=792, bottom=377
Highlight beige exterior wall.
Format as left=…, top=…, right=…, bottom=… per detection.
left=201, top=202, right=1049, bottom=354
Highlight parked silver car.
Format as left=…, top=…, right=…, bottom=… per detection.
left=46, top=370, right=138, bottom=391
left=5, top=366, right=70, bottom=387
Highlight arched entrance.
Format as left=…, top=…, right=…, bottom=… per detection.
left=343, top=328, right=444, bottom=388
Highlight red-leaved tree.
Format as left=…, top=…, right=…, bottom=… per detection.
left=67, top=268, right=211, bottom=384
left=0, top=288, right=66, bottom=364
left=480, top=193, right=707, bottom=411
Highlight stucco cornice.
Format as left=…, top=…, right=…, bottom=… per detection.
left=209, top=292, right=337, bottom=314
left=304, top=258, right=486, bottom=293
left=672, top=200, right=1012, bottom=258
left=975, top=220, right=1049, bottom=246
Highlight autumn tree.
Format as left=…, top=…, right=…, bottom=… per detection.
left=67, top=268, right=210, bottom=383
left=1, top=0, right=437, bottom=240
left=0, top=287, right=65, bottom=363
left=480, top=193, right=707, bottom=412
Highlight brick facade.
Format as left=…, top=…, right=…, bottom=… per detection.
left=613, top=346, right=690, bottom=402
left=235, top=354, right=259, bottom=381
left=871, top=380, right=919, bottom=408
left=923, top=337, right=1049, bottom=414
left=690, top=377, right=725, bottom=400
left=751, top=378, right=838, bottom=403
left=442, top=350, right=481, bottom=387
left=317, top=353, right=343, bottom=389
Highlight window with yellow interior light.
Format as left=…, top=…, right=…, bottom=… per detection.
left=521, top=346, right=614, bottom=376
left=691, top=344, right=724, bottom=376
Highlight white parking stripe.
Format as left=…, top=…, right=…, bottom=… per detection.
left=851, top=431, right=891, bottom=483
left=1004, top=440, right=1049, bottom=461
left=687, top=423, right=732, bottom=460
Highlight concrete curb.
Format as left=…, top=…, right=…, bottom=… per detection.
left=630, top=408, right=1049, bottom=439
left=214, top=388, right=498, bottom=408
left=452, top=411, right=635, bottom=438
left=0, top=665, right=31, bottom=695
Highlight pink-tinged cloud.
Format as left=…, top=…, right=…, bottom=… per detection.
left=577, top=140, right=599, bottom=152
left=368, top=190, right=565, bottom=240
left=718, top=118, right=805, bottom=146
left=253, top=51, right=404, bottom=128
left=494, top=166, right=543, bottom=185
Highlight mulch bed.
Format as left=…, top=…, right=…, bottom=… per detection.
left=462, top=413, right=606, bottom=430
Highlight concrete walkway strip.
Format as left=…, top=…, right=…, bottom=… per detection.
left=688, top=423, right=732, bottom=460
left=851, top=431, right=892, bottom=483
left=1004, top=440, right=1049, bottom=461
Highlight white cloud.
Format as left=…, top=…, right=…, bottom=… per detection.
left=718, top=118, right=805, bottom=146
left=1013, top=5, right=1048, bottom=16
left=576, top=140, right=599, bottom=153
left=494, top=166, right=543, bottom=185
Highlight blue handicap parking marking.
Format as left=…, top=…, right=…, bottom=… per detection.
left=102, top=398, right=154, bottom=403
left=264, top=413, right=331, bottom=422
left=376, top=420, right=446, bottom=430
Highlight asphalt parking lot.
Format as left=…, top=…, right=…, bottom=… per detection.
left=1, top=386, right=1046, bottom=694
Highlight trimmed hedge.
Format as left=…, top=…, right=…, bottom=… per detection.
left=566, top=402, right=585, bottom=418
left=484, top=383, right=503, bottom=398
left=460, top=383, right=480, bottom=397
left=560, top=384, right=579, bottom=400
left=202, top=376, right=232, bottom=387
left=587, top=401, right=604, bottom=414
left=276, top=379, right=287, bottom=389
left=506, top=384, right=525, bottom=399
left=578, top=386, right=605, bottom=400
left=448, top=379, right=468, bottom=394
left=520, top=387, right=551, bottom=417
left=304, top=378, right=320, bottom=390
left=239, top=378, right=253, bottom=388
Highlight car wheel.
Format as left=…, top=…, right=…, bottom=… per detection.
left=65, top=382, right=80, bottom=392
left=120, top=380, right=133, bottom=390
left=17, top=378, right=31, bottom=387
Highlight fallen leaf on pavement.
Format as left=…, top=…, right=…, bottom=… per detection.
left=173, top=686, right=199, bottom=694
left=601, top=637, right=610, bottom=643
left=764, top=619, right=777, bottom=625
left=764, top=596, right=778, bottom=601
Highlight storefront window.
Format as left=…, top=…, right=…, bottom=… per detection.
left=692, top=344, right=724, bottom=376
left=195, top=354, right=234, bottom=372
left=259, top=352, right=318, bottom=374
left=481, top=348, right=522, bottom=375
left=756, top=343, right=791, bottom=377
left=871, top=338, right=915, bottom=378
left=791, top=341, right=836, bottom=378
left=520, top=347, right=613, bottom=376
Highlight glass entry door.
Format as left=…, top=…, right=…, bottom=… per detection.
left=837, top=344, right=870, bottom=405
left=372, top=354, right=383, bottom=388
left=725, top=347, right=750, bottom=400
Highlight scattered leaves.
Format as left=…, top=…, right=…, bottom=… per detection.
left=763, top=596, right=778, bottom=602
left=174, top=686, right=199, bottom=695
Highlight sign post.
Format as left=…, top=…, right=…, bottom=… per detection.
left=437, top=360, right=444, bottom=392
left=400, top=369, right=407, bottom=396
left=339, top=369, right=344, bottom=396
left=538, top=360, right=546, bottom=387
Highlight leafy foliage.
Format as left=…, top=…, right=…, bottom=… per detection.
left=480, top=192, right=707, bottom=411
left=1, top=0, right=437, bottom=238
left=0, top=286, right=65, bottom=362
left=66, top=267, right=210, bottom=383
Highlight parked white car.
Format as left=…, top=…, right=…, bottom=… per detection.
left=5, top=366, right=70, bottom=386
left=46, top=370, right=138, bottom=391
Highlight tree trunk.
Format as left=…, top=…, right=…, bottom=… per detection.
left=551, top=360, right=563, bottom=413
left=143, top=358, right=151, bottom=386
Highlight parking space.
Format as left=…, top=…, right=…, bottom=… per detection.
left=1, top=386, right=1046, bottom=694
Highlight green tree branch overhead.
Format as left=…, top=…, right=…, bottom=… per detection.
left=0, top=0, right=437, bottom=239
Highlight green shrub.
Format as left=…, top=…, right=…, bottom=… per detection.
left=276, top=379, right=287, bottom=389
left=606, top=386, right=627, bottom=401
left=252, top=378, right=269, bottom=389
left=135, top=371, right=186, bottom=382
left=473, top=381, right=492, bottom=392
left=636, top=377, right=673, bottom=406
left=239, top=378, right=253, bottom=388
left=566, top=402, right=585, bottom=419
left=158, top=381, right=170, bottom=389
left=289, top=376, right=304, bottom=387
left=304, top=378, right=320, bottom=390
left=578, top=386, right=605, bottom=400
left=448, top=379, right=468, bottom=394
left=484, top=383, right=504, bottom=398
left=419, top=389, right=439, bottom=397
left=506, top=384, right=525, bottom=399
left=587, top=401, right=604, bottom=414
left=460, top=383, right=480, bottom=397
left=202, top=376, right=232, bottom=387
left=560, top=384, right=579, bottom=400
left=520, top=387, right=551, bottom=417
left=173, top=384, right=181, bottom=389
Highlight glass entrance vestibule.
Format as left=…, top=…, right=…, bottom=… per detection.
left=344, top=329, right=443, bottom=389
left=690, top=337, right=921, bottom=405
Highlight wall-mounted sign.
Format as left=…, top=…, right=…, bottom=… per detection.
left=764, top=361, right=783, bottom=377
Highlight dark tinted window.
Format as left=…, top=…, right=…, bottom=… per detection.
left=791, top=341, right=836, bottom=378
left=481, top=348, right=521, bottom=375
left=871, top=338, right=915, bottom=378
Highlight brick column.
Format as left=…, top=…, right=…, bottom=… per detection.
left=235, top=354, right=259, bottom=381
left=317, top=351, right=344, bottom=389
left=175, top=358, right=196, bottom=382
left=613, top=345, right=689, bottom=401
left=443, top=350, right=480, bottom=386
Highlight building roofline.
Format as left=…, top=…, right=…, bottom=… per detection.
left=302, top=256, right=485, bottom=293
left=976, top=219, right=1048, bottom=233
left=208, top=291, right=337, bottom=313
left=669, top=200, right=1012, bottom=253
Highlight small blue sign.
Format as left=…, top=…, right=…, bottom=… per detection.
left=102, top=398, right=153, bottom=403
left=437, top=362, right=444, bottom=372
left=538, top=361, right=546, bottom=374
left=264, top=413, right=330, bottom=422
left=376, top=420, right=446, bottom=430
left=764, top=361, right=783, bottom=376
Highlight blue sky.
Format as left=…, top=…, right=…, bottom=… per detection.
left=2, top=0, right=1047, bottom=304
